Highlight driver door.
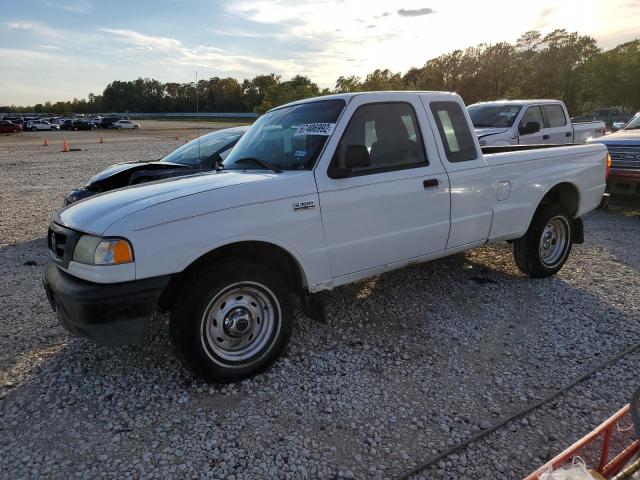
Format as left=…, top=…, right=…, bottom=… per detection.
left=315, top=96, right=451, bottom=279
left=518, top=105, right=547, bottom=144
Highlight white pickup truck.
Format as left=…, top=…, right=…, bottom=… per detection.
left=44, top=92, right=608, bottom=383
left=468, top=99, right=606, bottom=146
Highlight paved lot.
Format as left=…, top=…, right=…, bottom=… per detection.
left=0, top=119, right=250, bottom=149
left=0, top=137, right=639, bottom=479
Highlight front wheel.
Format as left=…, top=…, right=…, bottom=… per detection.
left=170, top=260, right=294, bottom=383
left=513, top=204, right=573, bottom=278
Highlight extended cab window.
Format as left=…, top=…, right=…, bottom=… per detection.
left=430, top=101, right=477, bottom=162
left=331, top=102, right=427, bottom=176
left=543, top=104, right=567, bottom=127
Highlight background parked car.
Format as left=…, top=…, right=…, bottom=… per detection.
left=112, top=119, right=140, bottom=129
left=67, top=119, right=96, bottom=131
left=25, top=119, right=60, bottom=131
left=468, top=99, right=606, bottom=146
left=572, top=106, right=634, bottom=131
left=0, top=121, right=22, bottom=133
left=100, top=116, right=127, bottom=129
left=588, top=112, right=640, bottom=196
left=64, top=126, right=248, bottom=204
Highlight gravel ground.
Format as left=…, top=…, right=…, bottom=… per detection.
left=1, top=140, right=639, bottom=479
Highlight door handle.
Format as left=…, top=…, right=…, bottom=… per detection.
left=423, top=178, right=439, bottom=189
left=543, top=134, right=550, bottom=140
left=565, top=132, right=572, bottom=137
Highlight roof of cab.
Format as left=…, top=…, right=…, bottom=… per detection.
left=468, top=99, right=565, bottom=107
left=270, top=91, right=460, bottom=112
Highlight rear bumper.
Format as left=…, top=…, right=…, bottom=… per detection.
left=43, top=264, right=170, bottom=346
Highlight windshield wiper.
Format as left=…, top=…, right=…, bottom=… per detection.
left=234, top=157, right=282, bottom=173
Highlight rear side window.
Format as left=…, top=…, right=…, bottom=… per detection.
left=430, top=101, right=477, bottom=162
left=543, top=104, right=567, bottom=127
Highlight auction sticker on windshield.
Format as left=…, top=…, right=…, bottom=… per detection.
left=295, top=123, right=335, bottom=136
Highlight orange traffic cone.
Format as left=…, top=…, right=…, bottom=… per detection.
left=175, top=133, right=180, bottom=140
left=62, top=138, right=70, bottom=152
left=43, top=137, right=49, bottom=146
left=99, top=135, right=104, bottom=144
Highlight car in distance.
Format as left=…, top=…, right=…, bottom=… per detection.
left=572, top=106, right=634, bottom=131
left=65, top=119, right=97, bottom=131
left=0, top=121, right=22, bottom=133
left=112, top=119, right=140, bottom=130
left=101, top=116, right=127, bottom=129
left=64, top=126, right=248, bottom=204
left=25, top=119, right=60, bottom=131
left=44, top=92, right=608, bottom=384
left=588, top=111, right=640, bottom=196
left=468, top=100, right=606, bottom=146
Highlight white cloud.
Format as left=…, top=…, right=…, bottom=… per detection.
left=99, top=28, right=183, bottom=52
left=46, top=1, right=91, bottom=14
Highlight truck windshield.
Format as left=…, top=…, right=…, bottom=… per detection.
left=222, top=99, right=345, bottom=171
left=161, top=130, right=244, bottom=166
left=623, top=113, right=640, bottom=130
left=467, top=105, right=522, bottom=128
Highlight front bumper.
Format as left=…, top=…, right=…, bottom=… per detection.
left=43, top=264, right=170, bottom=346
left=608, top=169, right=640, bottom=183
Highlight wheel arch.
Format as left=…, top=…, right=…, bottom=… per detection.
left=536, top=182, right=581, bottom=217
left=521, top=182, right=583, bottom=243
left=158, top=240, right=309, bottom=311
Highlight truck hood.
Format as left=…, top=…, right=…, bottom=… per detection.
left=590, top=129, right=640, bottom=144
left=57, top=170, right=274, bottom=235
left=474, top=127, right=510, bottom=139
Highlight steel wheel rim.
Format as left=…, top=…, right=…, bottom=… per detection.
left=539, top=216, right=569, bottom=267
left=200, top=281, right=280, bottom=364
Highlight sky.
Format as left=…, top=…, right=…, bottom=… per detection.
left=1, top=0, right=639, bottom=106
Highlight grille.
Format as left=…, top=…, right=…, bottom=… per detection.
left=608, top=145, right=640, bottom=169
left=48, top=229, right=67, bottom=259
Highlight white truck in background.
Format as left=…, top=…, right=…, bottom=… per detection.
left=44, top=91, right=608, bottom=384
left=468, top=100, right=606, bottom=146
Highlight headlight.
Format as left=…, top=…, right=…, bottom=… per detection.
left=73, top=235, right=133, bottom=265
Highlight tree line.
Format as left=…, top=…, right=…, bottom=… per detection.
left=3, top=29, right=639, bottom=117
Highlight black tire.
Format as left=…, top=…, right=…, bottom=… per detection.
left=133, top=125, right=139, bottom=129
left=170, top=260, right=294, bottom=383
left=513, top=203, right=573, bottom=278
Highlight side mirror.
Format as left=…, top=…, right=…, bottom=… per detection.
left=519, top=121, right=540, bottom=135
left=344, top=145, right=371, bottom=169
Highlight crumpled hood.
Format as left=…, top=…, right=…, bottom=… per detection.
left=474, top=127, right=510, bottom=139
left=590, top=129, right=640, bottom=145
left=57, top=170, right=272, bottom=235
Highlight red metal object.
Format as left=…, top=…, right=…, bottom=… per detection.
left=525, top=404, right=640, bottom=480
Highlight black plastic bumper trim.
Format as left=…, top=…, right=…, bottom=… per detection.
left=43, top=264, right=170, bottom=346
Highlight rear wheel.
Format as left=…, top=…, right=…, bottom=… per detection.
left=170, top=260, right=294, bottom=383
left=513, top=204, right=573, bottom=278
